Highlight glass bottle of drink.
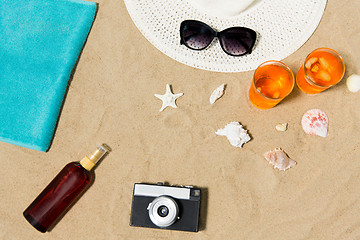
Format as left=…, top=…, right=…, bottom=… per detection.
left=23, top=144, right=110, bottom=233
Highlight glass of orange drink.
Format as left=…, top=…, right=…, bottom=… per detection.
left=249, top=60, right=295, bottom=110
left=296, top=48, right=345, bottom=94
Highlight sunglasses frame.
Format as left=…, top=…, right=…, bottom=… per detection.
left=180, top=20, right=257, bottom=57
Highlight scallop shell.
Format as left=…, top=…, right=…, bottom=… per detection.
left=210, top=84, right=225, bottom=104
left=301, top=109, right=328, bottom=138
left=264, top=148, right=296, bottom=171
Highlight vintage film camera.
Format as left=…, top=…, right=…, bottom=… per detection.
left=130, top=182, right=201, bottom=232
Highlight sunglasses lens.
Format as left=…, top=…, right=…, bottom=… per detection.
left=220, top=28, right=256, bottom=56
left=181, top=21, right=214, bottom=50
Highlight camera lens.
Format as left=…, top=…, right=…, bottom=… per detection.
left=157, top=205, right=169, bottom=217
left=148, top=196, right=179, bottom=227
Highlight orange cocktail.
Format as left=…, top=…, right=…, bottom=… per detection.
left=296, top=48, right=345, bottom=94
left=249, top=61, right=294, bottom=110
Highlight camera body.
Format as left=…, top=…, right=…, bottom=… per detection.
left=130, top=182, right=201, bottom=232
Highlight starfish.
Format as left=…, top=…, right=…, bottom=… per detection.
left=154, top=84, right=183, bottom=112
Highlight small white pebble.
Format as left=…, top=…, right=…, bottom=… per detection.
left=346, top=74, right=360, bottom=93
left=275, top=123, right=288, bottom=132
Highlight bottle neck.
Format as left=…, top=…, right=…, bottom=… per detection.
left=80, top=156, right=95, bottom=171
left=79, top=145, right=109, bottom=171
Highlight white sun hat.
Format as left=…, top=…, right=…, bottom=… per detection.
left=124, top=0, right=327, bottom=72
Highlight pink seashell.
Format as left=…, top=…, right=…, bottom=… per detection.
left=263, top=148, right=296, bottom=171
left=301, top=109, right=328, bottom=138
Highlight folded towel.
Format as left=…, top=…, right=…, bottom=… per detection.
left=0, top=0, right=97, bottom=151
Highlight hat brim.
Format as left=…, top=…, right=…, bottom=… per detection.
left=124, top=0, right=327, bottom=72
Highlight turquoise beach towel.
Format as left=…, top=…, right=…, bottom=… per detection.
left=0, top=0, right=97, bottom=151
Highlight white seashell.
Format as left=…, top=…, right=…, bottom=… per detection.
left=346, top=74, right=360, bottom=93
left=215, top=122, right=251, bottom=148
left=301, top=109, right=328, bottom=138
left=263, top=148, right=296, bottom=171
left=210, top=84, right=226, bottom=104
left=275, top=123, right=288, bottom=132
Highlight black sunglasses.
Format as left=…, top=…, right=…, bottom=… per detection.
left=180, top=20, right=257, bottom=57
